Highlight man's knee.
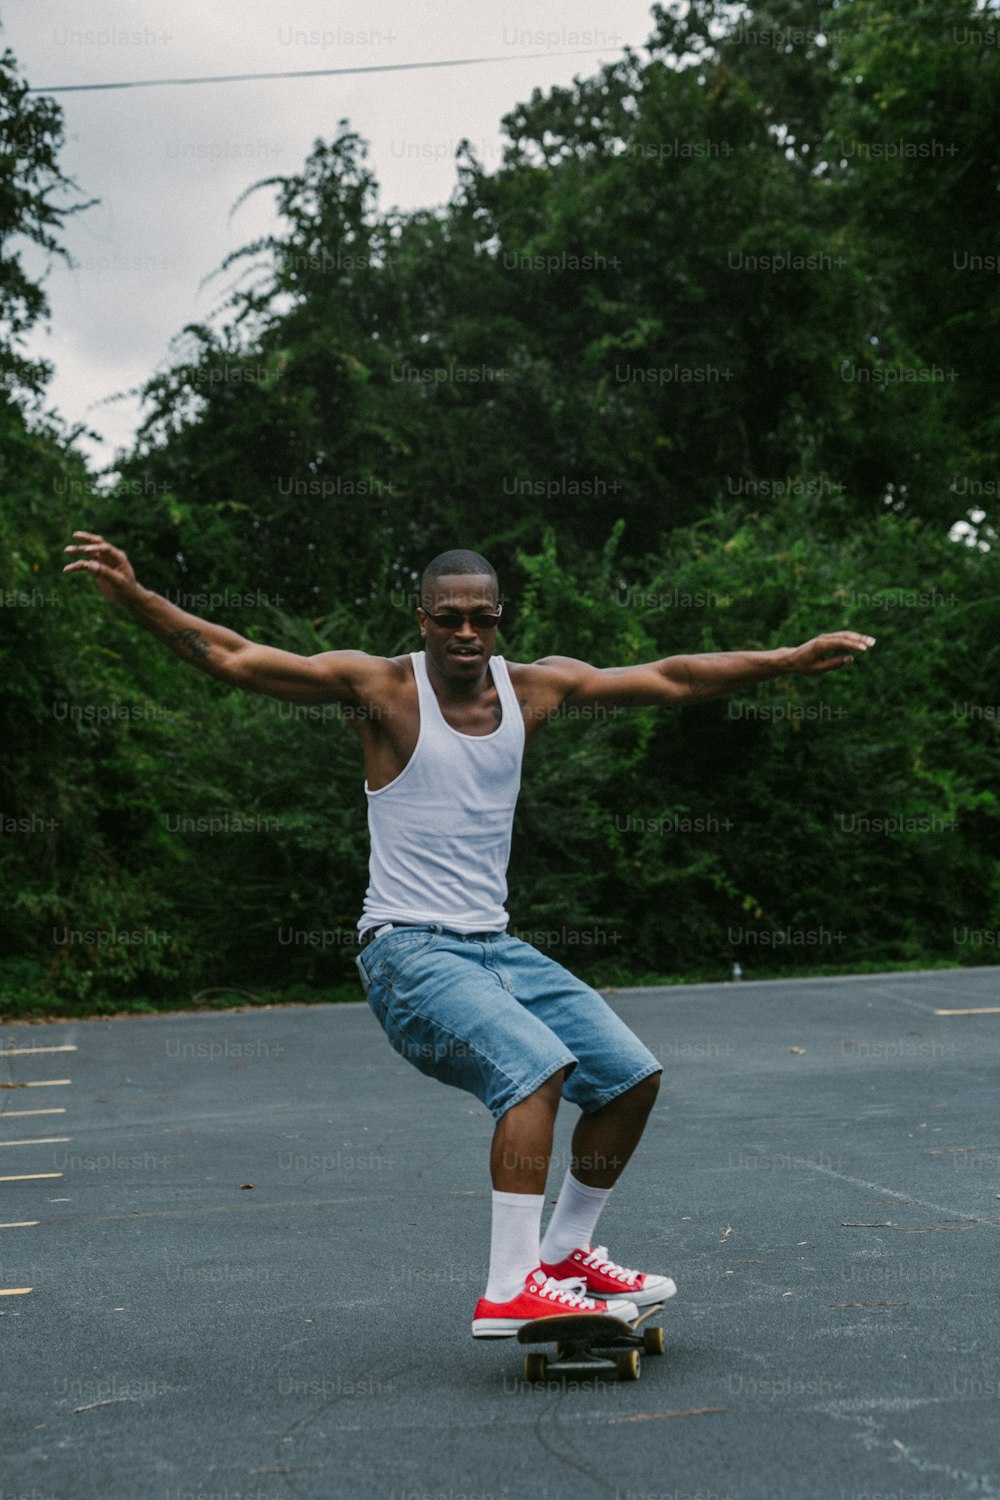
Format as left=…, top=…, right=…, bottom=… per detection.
left=622, top=1070, right=661, bottom=1113
left=535, top=1065, right=572, bottom=1102
left=495, top=1066, right=569, bottom=1134
left=512, top=1065, right=571, bottom=1114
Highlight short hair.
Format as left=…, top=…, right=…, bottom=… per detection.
left=420, top=549, right=499, bottom=607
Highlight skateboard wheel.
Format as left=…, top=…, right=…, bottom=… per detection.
left=643, top=1325, right=666, bottom=1356
left=615, top=1349, right=640, bottom=1381
left=524, top=1352, right=548, bottom=1381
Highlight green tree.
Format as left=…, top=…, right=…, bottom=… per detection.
left=0, top=37, right=95, bottom=402
left=3, top=10, right=998, bottom=1017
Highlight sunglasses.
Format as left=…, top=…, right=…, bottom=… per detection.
left=423, top=606, right=503, bottom=631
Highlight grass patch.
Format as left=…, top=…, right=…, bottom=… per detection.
left=0, top=960, right=361, bottom=1023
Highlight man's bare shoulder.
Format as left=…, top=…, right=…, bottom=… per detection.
left=506, top=656, right=587, bottom=689
left=505, top=656, right=585, bottom=712
left=346, top=650, right=413, bottom=678
left=316, top=649, right=412, bottom=698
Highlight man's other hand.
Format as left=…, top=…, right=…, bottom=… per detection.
left=788, top=632, right=876, bottom=676
left=63, top=531, right=141, bottom=605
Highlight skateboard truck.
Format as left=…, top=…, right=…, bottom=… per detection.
left=515, top=1301, right=667, bottom=1382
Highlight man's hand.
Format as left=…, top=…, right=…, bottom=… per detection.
left=786, top=632, right=876, bottom=676
left=63, top=531, right=140, bottom=605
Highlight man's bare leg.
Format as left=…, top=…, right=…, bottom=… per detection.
left=570, top=1072, right=661, bottom=1189
left=477, top=1071, right=668, bottom=1318
left=489, top=1068, right=567, bottom=1192
left=478, top=1070, right=569, bottom=1309
left=538, top=1073, right=665, bottom=1279
left=489, top=1069, right=660, bottom=1192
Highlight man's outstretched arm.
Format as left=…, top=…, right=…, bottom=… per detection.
left=534, top=632, right=877, bottom=711
left=63, top=531, right=371, bottom=704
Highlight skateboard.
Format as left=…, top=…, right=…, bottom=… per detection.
left=515, top=1301, right=667, bottom=1382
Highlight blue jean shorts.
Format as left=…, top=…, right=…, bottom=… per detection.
left=355, top=925, right=661, bottom=1120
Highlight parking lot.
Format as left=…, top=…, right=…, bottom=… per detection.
left=2, top=966, right=999, bottom=1500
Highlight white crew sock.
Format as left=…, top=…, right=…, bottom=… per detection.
left=484, top=1190, right=545, bottom=1303
left=539, top=1168, right=612, bottom=1264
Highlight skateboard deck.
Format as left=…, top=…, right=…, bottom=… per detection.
left=515, top=1301, right=667, bottom=1382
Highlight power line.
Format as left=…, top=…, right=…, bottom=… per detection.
left=27, top=49, right=622, bottom=95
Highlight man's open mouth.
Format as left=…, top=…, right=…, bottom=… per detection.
left=449, top=646, right=481, bottom=658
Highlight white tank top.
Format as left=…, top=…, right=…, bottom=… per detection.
left=358, top=651, right=526, bottom=933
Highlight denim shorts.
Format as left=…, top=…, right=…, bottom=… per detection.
left=355, top=925, right=661, bottom=1120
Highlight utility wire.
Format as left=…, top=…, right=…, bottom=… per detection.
left=27, top=49, right=621, bottom=95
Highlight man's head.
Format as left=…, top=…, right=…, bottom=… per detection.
left=417, top=549, right=502, bottom=680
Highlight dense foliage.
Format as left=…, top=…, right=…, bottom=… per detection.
left=2, top=0, right=998, bottom=1015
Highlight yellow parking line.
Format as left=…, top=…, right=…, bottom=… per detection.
left=0, top=1080, right=71, bottom=1089
left=0, top=1173, right=63, bottom=1182
left=0, top=1137, right=71, bottom=1147
left=0, top=1045, right=77, bottom=1055
left=934, top=1007, right=1000, bottom=1016
left=0, top=1221, right=39, bottom=1228
left=0, top=1287, right=33, bottom=1295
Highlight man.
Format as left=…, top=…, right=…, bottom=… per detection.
left=64, top=532, right=875, bottom=1337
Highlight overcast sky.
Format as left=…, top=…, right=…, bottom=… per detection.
left=6, top=0, right=660, bottom=472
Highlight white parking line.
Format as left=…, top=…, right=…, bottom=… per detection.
left=0, top=1137, right=71, bottom=1147
left=0, top=1108, right=66, bottom=1118
left=0, top=1080, right=72, bottom=1088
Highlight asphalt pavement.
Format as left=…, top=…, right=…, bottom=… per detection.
left=2, top=966, right=999, bottom=1500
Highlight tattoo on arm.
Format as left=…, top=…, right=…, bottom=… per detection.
left=169, top=628, right=211, bottom=662
left=680, top=661, right=712, bottom=698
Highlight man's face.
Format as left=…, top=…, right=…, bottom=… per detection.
left=417, top=573, right=501, bottom=678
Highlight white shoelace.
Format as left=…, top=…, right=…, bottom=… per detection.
left=581, top=1245, right=641, bottom=1286
left=535, top=1273, right=600, bottom=1310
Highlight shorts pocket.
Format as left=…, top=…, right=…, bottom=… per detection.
left=374, top=929, right=437, bottom=988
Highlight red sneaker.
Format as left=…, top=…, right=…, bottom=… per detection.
left=540, top=1244, right=677, bottom=1307
left=472, top=1267, right=639, bottom=1338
